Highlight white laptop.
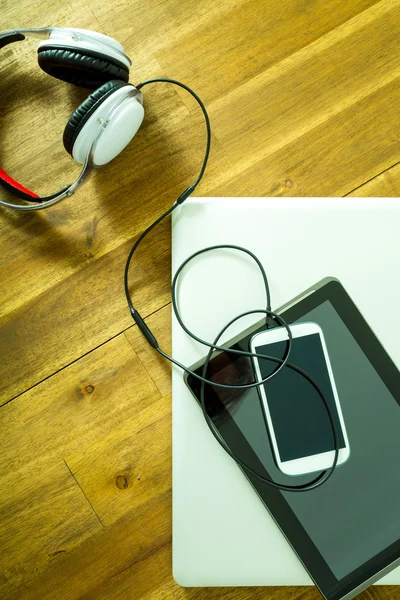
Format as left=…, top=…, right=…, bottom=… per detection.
left=171, top=197, right=400, bottom=591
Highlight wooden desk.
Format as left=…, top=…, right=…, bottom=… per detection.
left=0, top=0, right=399, bottom=598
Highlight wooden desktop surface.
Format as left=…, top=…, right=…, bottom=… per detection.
left=1, top=0, right=399, bottom=598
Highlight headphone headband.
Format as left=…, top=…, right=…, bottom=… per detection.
left=0, top=162, right=93, bottom=211
left=0, top=28, right=131, bottom=65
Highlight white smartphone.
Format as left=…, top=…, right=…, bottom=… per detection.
left=250, top=322, right=350, bottom=476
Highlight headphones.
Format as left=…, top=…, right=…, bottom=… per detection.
left=0, top=27, right=145, bottom=211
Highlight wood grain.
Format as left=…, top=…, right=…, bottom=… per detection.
left=0, top=0, right=399, bottom=598
left=348, top=162, right=400, bottom=196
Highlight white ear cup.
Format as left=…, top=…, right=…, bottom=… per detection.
left=38, top=28, right=131, bottom=70
left=72, top=86, right=144, bottom=165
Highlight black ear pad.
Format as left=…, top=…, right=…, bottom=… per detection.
left=63, top=79, right=128, bottom=156
left=37, top=47, right=129, bottom=89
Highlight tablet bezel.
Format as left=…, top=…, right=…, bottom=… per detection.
left=184, top=277, right=400, bottom=600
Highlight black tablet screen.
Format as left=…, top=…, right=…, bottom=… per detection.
left=187, top=283, right=400, bottom=598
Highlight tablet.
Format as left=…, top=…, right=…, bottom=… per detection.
left=185, top=277, right=400, bottom=600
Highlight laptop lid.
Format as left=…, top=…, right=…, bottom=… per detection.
left=171, top=197, right=400, bottom=588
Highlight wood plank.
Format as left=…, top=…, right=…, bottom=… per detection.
left=347, top=162, right=400, bottom=196
left=86, top=0, right=250, bottom=64
left=207, top=0, right=400, bottom=160
left=65, top=394, right=171, bottom=527
left=0, top=221, right=169, bottom=404
left=199, top=0, right=400, bottom=197
left=156, top=0, right=379, bottom=104
left=4, top=494, right=173, bottom=600
left=0, top=334, right=160, bottom=467
left=0, top=331, right=164, bottom=594
left=0, top=461, right=103, bottom=597
left=208, top=74, right=400, bottom=197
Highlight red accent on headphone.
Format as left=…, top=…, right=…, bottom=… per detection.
left=0, top=169, right=39, bottom=198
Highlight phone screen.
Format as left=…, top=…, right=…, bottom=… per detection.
left=255, top=332, right=346, bottom=461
